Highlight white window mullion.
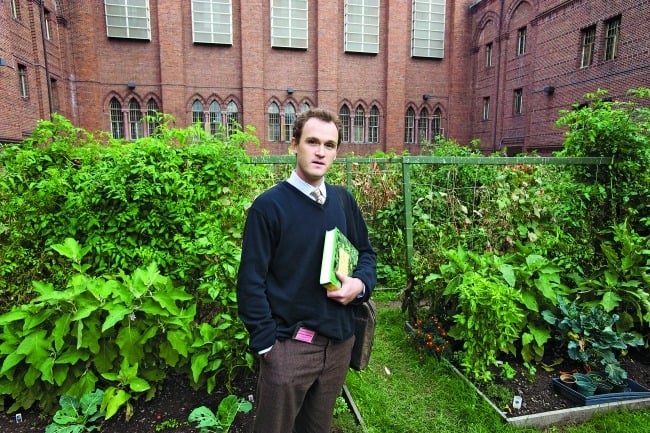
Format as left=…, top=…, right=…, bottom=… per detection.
left=411, top=0, right=446, bottom=58
left=271, top=0, right=308, bottom=49
left=192, top=0, right=233, bottom=45
left=345, top=0, right=380, bottom=54
left=105, top=0, right=151, bottom=40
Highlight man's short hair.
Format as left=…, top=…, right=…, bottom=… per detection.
left=292, top=108, right=343, bottom=147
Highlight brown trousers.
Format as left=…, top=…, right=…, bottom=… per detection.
left=252, top=336, right=354, bottom=433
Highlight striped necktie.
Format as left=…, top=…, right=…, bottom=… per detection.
left=311, top=188, right=325, bottom=204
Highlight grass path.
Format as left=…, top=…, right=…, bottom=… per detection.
left=344, top=301, right=650, bottom=433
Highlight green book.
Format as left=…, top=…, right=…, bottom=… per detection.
left=319, top=227, right=359, bottom=291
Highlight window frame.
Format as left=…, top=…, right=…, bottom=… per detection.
left=268, top=102, right=281, bottom=142
left=513, top=88, right=523, bottom=116
left=411, top=0, right=446, bottom=59
left=11, top=0, right=20, bottom=20
left=482, top=97, right=490, bottom=121
left=283, top=103, right=296, bottom=142
left=339, top=105, right=351, bottom=143
left=147, top=98, right=161, bottom=135
left=516, top=27, right=526, bottom=56
left=344, top=0, right=380, bottom=54
left=209, top=101, right=222, bottom=134
left=580, top=25, right=596, bottom=68
left=352, top=106, right=365, bottom=143
left=110, top=97, right=124, bottom=139
left=485, top=42, right=493, bottom=67
left=270, top=0, right=308, bottom=49
left=226, top=101, right=239, bottom=135
left=18, top=64, right=29, bottom=99
left=368, top=106, right=380, bottom=143
left=604, top=16, right=620, bottom=61
left=404, top=107, right=416, bottom=143
left=104, top=0, right=151, bottom=40
left=418, top=107, right=429, bottom=142
left=432, top=108, right=442, bottom=137
left=128, top=98, right=143, bottom=140
left=191, top=0, right=233, bottom=45
left=192, top=100, right=205, bottom=129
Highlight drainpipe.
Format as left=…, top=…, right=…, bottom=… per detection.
left=39, top=0, right=53, bottom=117
left=491, top=0, right=505, bottom=152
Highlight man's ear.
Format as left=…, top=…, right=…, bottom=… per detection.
left=289, top=138, right=297, bottom=154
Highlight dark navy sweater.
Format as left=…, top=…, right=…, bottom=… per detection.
left=236, top=181, right=377, bottom=353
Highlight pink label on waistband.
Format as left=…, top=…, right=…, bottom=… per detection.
left=294, top=327, right=316, bottom=343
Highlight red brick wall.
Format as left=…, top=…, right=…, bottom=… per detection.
left=3, top=1, right=649, bottom=155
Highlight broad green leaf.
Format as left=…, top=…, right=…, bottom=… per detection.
left=101, top=307, right=132, bottom=332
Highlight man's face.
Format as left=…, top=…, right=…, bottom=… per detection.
left=291, top=118, right=339, bottom=186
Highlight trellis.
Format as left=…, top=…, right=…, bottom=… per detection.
left=250, top=155, right=608, bottom=280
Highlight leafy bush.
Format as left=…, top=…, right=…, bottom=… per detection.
left=542, top=296, right=644, bottom=384
left=0, top=115, right=262, bottom=416
left=188, top=395, right=252, bottom=433
left=45, top=389, right=105, bottom=433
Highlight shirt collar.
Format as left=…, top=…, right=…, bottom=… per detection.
left=288, top=170, right=326, bottom=199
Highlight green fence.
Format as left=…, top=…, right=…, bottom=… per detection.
left=251, top=155, right=610, bottom=281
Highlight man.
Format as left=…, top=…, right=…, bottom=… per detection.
left=237, top=108, right=377, bottom=433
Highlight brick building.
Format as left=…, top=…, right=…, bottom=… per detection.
left=1, top=0, right=648, bottom=155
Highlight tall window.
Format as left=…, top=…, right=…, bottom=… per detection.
left=268, top=103, right=281, bottom=141
left=192, top=100, right=204, bottom=129
left=404, top=108, right=415, bottom=143
left=485, top=42, right=493, bottom=67
left=344, top=0, right=380, bottom=54
left=226, top=101, right=239, bottom=135
left=11, top=0, right=20, bottom=20
left=129, top=98, right=143, bottom=139
left=104, top=0, right=151, bottom=40
left=411, top=0, right=446, bottom=58
left=604, top=16, right=620, bottom=61
left=368, top=106, right=380, bottom=143
left=271, top=0, right=308, bottom=49
left=209, top=101, right=222, bottom=134
left=418, top=108, right=429, bottom=142
left=339, top=105, right=351, bottom=143
left=147, top=98, right=160, bottom=135
left=580, top=26, right=596, bottom=68
left=482, top=97, right=490, bottom=121
left=300, top=102, right=310, bottom=113
left=191, top=0, right=232, bottom=44
left=516, top=27, right=526, bottom=55
left=284, top=103, right=296, bottom=142
left=44, top=9, right=52, bottom=39
left=513, top=89, right=523, bottom=115
left=109, top=97, right=124, bottom=139
left=50, top=78, right=59, bottom=112
left=353, top=106, right=365, bottom=143
left=18, top=64, right=29, bottom=98
left=432, top=108, right=442, bottom=137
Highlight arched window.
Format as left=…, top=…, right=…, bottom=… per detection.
left=268, top=102, right=280, bottom=141
left=209, top=101, right=222, bottom=135
left=284, top=103, right=296, bottom=142
left=353, top=106, right=365, bottom=143
left=300, top=102, right=310, bottom=113
left=339, top=105, right=350, bottom=143
left=147, top=98, right=160, bottom=135
left=129, top=98, right=143, bottom=140
left=110, top=97, right=124, bottom=139
left=226, top=101, right=239, bottom=136
left=404, top=108, right=415, bottom=144
left=418, top=107, right=429, bottom=143
left=192, top=100, right=204, bottom=129
left=368, top=105, right=380, bottom=143
left=432, top=108, right=443, bottom=139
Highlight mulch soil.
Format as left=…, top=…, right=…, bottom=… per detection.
left=2, top=336, right=650, bottom=431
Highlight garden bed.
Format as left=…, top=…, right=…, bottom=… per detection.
left=449, top=348, right=650, bottom=428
